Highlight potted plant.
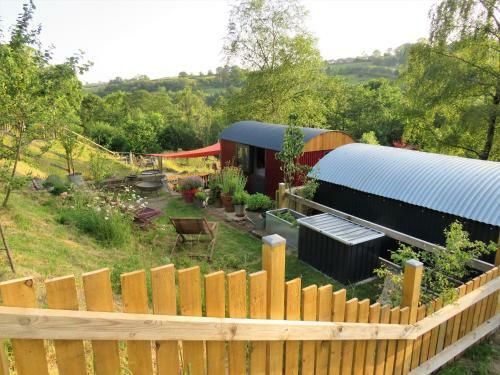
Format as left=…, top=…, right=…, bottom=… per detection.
left=220, top=166, right=246, bottom=212
left=194, top=190, right=207, bottom=208
left=232, top=190, right=249, bottom=217
left=179, top=176, right=203, bottom=203
left=208, top=173, right=223, bottom=208
left=246, top=193, right=273, bottom=229
left=266, top=208, right=305, bottom=248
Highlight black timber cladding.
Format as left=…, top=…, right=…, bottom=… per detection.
left=314, top=182, right=499, bottom=263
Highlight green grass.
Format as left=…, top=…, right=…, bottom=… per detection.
left=437, top=334, right=499, bottom=374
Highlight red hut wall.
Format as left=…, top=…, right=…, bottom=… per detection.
left=220, top=140, right=236, bottom=167
left=265, top=150, right=328, bottom=197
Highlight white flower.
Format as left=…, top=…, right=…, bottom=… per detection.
left=104, top=216, right=109, bottom=220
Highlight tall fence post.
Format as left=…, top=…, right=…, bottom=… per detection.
left=401, top=259, right=423, bottom=374
left=262, top=234, right=286, bottom=375
left=278, top=183, right=287, bottom=209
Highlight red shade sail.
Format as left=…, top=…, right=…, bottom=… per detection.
left=148, top=142, right=221, bottom=159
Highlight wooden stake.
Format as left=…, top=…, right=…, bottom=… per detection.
left=0, top=222, right=15, bottom=273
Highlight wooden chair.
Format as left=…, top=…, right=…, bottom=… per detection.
left=133, top=207, right=163, bottom=229
left=170, top=217, right=218, bottom=261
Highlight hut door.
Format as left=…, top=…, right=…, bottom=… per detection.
left=248, top=147, right=266, bottom=194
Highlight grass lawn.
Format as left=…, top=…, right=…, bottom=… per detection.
left=437, top=333, right=499, bottom=374
left=0, top=186, right=379, bottom=303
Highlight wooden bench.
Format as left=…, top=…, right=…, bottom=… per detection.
left=170, top=217, right=218, bottom=260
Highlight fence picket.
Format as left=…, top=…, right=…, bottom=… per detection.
left=315, top=284, right=332, bottom=375
left=427, top=298, right=443, bottom=359
left=374, top=305, right=391, bottom=375
left=262, top=235, right=286, bottom=375
left=0, top=277, right=49, bottom=375
left=178, top=266, right=205, bottom=375
left=121, top=270, right=153, bottom=375
left=410, top=305, right=427, bottom=370
left=329, top=289, right=346, bottom=375
left=384, top=307, right=400, bottom=375
left=393, top=307, right=409, bottom=375
left=250, top=271, right=267, bottom=375
left=284, top=278, right=301, bottom=375
left=301, top=285, right=317, bottom=375
left=342, top=298, right=359, bottom=375
left=228, top=270, right=247, bottom=375
left=449, top=285, right=467, bottom=345
left=151, top=265, right=180, bottom=375
left=466, top=277, right=481, bottom=334
left=459, top=281, right=473, bottom=339
left=485, top=268, right=498, bottom=319
left=45, top=276, right=87, bottom=375
left=204, top=271, right=226, bottom=375
left=82, top=269, right=121, bottom=375
left=365, top=303, right=381, bottom=375
left=354, top=299, right=369, bottom=375
left=0, top=340, right=8, bottom=375
left=479, top=270, right=493, bottom=324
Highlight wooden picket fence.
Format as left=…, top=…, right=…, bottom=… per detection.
left=0, top=234, right=498, bottom=375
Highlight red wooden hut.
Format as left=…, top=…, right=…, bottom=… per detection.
left=219, top=121, right=354, bottom=196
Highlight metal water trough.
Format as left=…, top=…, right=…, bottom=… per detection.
left=298, top=213, right=385, bottom=284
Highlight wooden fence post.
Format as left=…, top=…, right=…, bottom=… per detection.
left=401, top=259, right=423, bottom=375
left=278, top=183, right=287, bottom=209
left=262, top=234, right=286, bottom=375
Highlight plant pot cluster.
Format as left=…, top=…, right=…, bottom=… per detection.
left=178, top=176, right=204, bottom=204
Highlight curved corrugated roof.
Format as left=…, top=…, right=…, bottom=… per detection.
left=219, top=121, right=328, bottom=151
left=312, top=143, right=500, bottom=226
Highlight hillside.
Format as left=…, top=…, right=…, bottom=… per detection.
left=84, top=45, right=410, bottom=95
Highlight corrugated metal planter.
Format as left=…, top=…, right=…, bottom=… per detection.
left=266, top=209, right=305, bottom=248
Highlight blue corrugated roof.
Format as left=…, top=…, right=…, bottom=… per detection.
left=219, top=121, right=328, bottom=151
left=311, top=144, right=500, bottom=226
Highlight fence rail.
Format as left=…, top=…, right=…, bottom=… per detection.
left=0, top=234, right=498, bottom=375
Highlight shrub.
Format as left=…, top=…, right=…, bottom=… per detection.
left=375, top=221, right=496, bottom=305
left=246, top=193, right=273, bottom=212
left=88, top=153, right=112, bottom=183
left=179, top=176, right=203, bottom=191
left=43, top=175, right=70, bottom=196
left=57, top=189, right=134, bottom=247
left=232, top=190, right=249, bottom=205
left=194, top=191, right=207, bottom=200
left=208, top=173, right=222, bottom=203
left=220, top=166, right=246, bottom=195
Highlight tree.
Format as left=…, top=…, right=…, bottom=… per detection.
left=401, top=0, right=499, bottom=160
left=224, top=0, right=326, bottom=125
left=0, top=1, right=88, bottom=206
left=276, top=115, right=307, bottom=193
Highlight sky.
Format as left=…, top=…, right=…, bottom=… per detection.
left=0, top=0, right=436, bottom=84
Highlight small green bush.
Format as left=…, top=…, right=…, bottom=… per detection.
left=194, top=191, right=207, bottom=200
left=275, top=209, right=298, bottom=226
left=232, top=190, right=249, bottom=205
left=43, top=175, right=70, bottom=196
left=246, top=193, right=273, bottom=212
left=57, top=190, right=133, bottom=247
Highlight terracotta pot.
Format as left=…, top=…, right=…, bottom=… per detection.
left=221, top=194, right=234, bottom=212
left=213, top=197, right=223, bottom=208
left=181, top=188, right=197, bottom=203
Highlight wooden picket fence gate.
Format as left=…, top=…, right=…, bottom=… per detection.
left=0, top=234, right=498, bottom=375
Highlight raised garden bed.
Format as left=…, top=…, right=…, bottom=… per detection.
left=265, top=208, right=305, bottom=248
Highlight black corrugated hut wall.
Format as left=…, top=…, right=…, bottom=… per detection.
left=314, top=182, right=499, bottom=263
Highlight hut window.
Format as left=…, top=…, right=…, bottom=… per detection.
left=236, top=144, right=251, bottom=173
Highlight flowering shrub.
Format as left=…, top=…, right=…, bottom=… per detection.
left=179, top=176, right=203, bottom=191
left=57, top=187, right=147, bottom=246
